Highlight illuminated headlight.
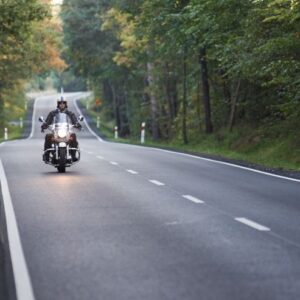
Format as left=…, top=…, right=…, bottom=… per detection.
left=57, top=129, right=67, bottom=138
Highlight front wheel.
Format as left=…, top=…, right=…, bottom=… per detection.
left=58, top=147, right=66, bottom=173
left=57, top=166, right=65, bottom=173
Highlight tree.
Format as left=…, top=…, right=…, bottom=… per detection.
left=0, top=0, right=49, bottom=129
left=61, top=0, right=300, bottom=143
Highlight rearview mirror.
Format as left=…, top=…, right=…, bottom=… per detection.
left=39, top=116, right=45, bottom=123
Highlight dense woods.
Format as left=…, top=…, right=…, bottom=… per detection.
left=61, top=0, right=300, bottom=144
left=0, top=0, right=65, bottom=132
left=0, top=0, right=299, bottom=167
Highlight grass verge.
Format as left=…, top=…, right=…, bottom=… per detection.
left=80, top=99, right=300, bottom=172
left=0, top=125, right=23, bottom=144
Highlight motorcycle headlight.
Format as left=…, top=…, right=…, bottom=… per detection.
left=57, top=128, right=67, bottom=138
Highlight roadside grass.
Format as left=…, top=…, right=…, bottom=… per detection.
left=0, top=93, right=28, bottom=144
left=0, top=125, right=23, bottom=143
left=80, top=99, right=300, bottom=172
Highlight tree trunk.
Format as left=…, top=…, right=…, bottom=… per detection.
left=228, top=79, right=241, bottom=131
left=182, top=50, right=188, bottom=144
left=109, top=82, right=121, bottom=132
left=118, top=87, right=130, bottom=137
left=220, top=70, right=231, bottom=104
left=103, top=79, right=114, bottom=119
left=146, top=62, right=159, bottom=140
left=196, top=80, right=202, bottom=132
left=165, top=63, right=178, bottom=138
left=165, top=63, right=178, bottom=121
left=199, top=47, right=213, bottom=134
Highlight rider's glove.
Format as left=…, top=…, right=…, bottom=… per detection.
left=41, top=124, right=48, bottom=132
left=74, top=123, right=82, bottom=130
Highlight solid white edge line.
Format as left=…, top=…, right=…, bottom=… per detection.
left=73, top=96, right=104, bottom=143
left=182, top=195, right=204, bottom=204
left=151, top=148, right=300, bottom=183
left=135, top=145, right=300, bottom=183
left=29, top=93, right=59, bottom=140
left=149, top=180, right=165, bottom=186
left=235, top=217, right=271, bottom=231
left=126, top=169, right=138, bottom=174
left=0, top=160, right=35, bottom=300
left=72, top=93, right=300, bottom=184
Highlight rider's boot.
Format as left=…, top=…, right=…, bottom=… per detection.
left=71, top=151, right=78, bottom=162
left=43, top=152, right=50, bottom=162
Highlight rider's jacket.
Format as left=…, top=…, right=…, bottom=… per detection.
left=44, top=109, right=78, bottom=126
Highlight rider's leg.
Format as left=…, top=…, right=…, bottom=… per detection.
left=43, top=134, right=53, bottom=161
left=69, top=133, right=79, bottom=161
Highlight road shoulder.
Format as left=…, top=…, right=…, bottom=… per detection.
left=76, top=98, right=300, bottom=181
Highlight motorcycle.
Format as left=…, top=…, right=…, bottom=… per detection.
left=39, top=113, right=84, bottom=173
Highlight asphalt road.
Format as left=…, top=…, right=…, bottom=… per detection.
left=1, top=93, right=300, bottom=300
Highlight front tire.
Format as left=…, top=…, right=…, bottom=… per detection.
left=57, top=166, right=66, bottom=173
left=58, top=147, right=66, bottom=173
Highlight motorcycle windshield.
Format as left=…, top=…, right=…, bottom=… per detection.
left=53, top=113, right=70, bottom=138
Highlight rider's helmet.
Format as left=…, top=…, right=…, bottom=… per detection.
left=57, top=96, right=68, bottom=108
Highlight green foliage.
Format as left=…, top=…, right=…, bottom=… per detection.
left=0, top=84, right=27, bottom=143
left=52, top=69, right=87, bottom=92
left=0, top=0, right=49, bottom=85
left=61, top=0, right=300, bottom=167
left=0, top=0, right=51, bottom=130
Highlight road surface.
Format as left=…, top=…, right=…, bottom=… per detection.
left=1, top=93, right=300, bottom=300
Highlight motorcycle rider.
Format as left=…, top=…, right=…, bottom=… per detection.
left=41, top=96, right=82, bottom=162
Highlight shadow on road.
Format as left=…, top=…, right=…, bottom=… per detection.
left=40, top=171, right=82, bottom=177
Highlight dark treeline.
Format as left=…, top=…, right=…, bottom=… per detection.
left=61, top=0, right=300, bottom=143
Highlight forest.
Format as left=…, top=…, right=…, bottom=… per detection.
left=0, top=0, right=65, bottom=137
left=61, top=0, right=300, bottom=140
left=0, top=0, right=300, bottom=168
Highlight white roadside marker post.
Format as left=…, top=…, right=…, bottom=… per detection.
left=25, top=100, right=28, bottom=110
left=114, top=126, right=118, bottom=139
left=20, top=117, right=23, bottom=128
left=4, top=128, right=8, bottom=140
left=97, top=116, right=100, bottom=129
left=141, top=122, right=146, bottom=144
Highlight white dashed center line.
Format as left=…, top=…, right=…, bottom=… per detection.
left=126, top=169, right=138, bottom=174
left=235, top=218, right=271, bottom=231
left=110, top=161, right=118, bottom=165
left=97, top=156, right=104, bottom=160
left=149, top=180, right=165, bottom=186
left=182, top=195, right=204, bottom=204
left=87, top=151, right=93, bottom=154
